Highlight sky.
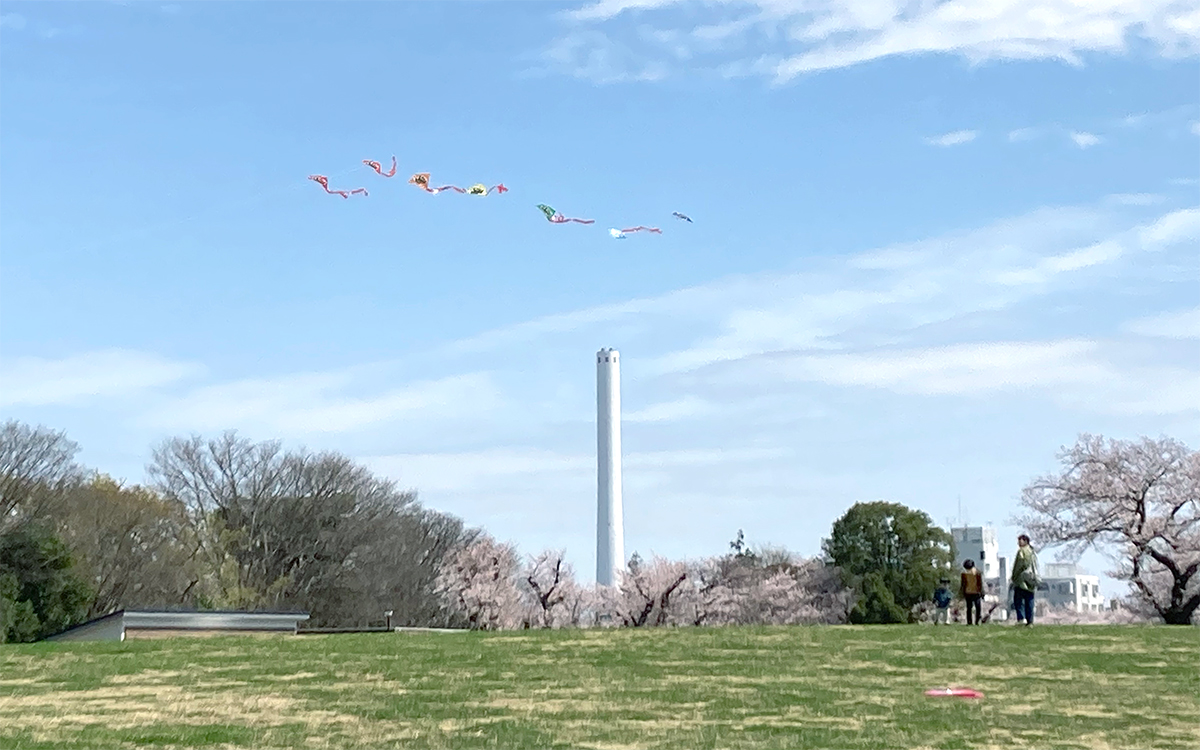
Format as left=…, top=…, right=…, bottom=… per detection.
left=1, top=0, right=1198, bottom=595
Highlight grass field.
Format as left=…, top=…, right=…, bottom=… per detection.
left=1, top=625, right=1197, bottom=749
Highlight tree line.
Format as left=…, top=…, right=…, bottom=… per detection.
left=2, top=420, right=1195, bottom=641
left=0, top=422, right=474, bottom=641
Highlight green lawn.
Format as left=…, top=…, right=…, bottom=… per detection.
left=1, top=625, right=1197, bottom=749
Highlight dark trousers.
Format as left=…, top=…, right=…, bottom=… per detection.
left=965, top=594, right=983, bottom=624
left=1013, top=588, right=1035, bottom=624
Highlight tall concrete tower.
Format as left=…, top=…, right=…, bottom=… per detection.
left=596, top=348, right=624, bottom=586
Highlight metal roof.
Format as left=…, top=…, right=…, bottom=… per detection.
left=123, top=611, right=310, bottom=630
left=45, top=609, right=310, bottom=640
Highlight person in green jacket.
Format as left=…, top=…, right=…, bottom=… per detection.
left=1010, top=534, right=1039, bottom=626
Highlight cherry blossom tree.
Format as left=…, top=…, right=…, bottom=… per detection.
left=1018, top=434, right=1199, bottom=625
left=520, top=549, right=584, bottom=628
left=435, top=535, right=522, bottom=630
left=688, top=543, right=854, bottom=626
left=597, top=555, right=692, bottom=627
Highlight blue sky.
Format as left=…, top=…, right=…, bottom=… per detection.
left=2, top=1, right=1197, bottom=592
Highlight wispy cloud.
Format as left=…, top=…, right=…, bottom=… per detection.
left=1104, top=193, right=1165, bottom=206
left=1121, top=307, right=1200, bottom=339
left=141, top=370, right=503, bottom=436
left=625, top=395, right=715, bottom=422
left=1138, top=207, right=1200, bottom=247
left=772, top=340, right=1110, bottom=396
left=0, top=350, right=202, bottom=407
left=546, top=0, right=1200, bottom=85
left=536, top=29, right=669, bottom=83
left=1070, top=131, right=1103, bottom=149
left=925, top=130, right=977, bottom=147
left=1007, top=127, right=1041, bottom=142
left=0, top=13, right=26, bottom=30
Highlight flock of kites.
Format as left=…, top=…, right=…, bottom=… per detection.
left=308, top=155, right=694, bottom=239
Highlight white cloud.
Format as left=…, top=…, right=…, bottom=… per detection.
left=365, top=448, right=592, bottom=494
left=143, top=371, right=502, bottom=435
left=1121, top=307, right=1200, bottom=339
left=362, top=444, right=783, bottom=496
left=0, top=350, right=201, bottom=407
left=0, top=13, right=26, bottom=30
left=1007, top=127, right=1041, bottom=142
left=1138, top=207, right=1200, bottom=246
left=538, top=29, right=669, bottom=83
left=994, top=240, right=1124, bottom=286
left=553, top=0, right=1200, bottom=84
left=568, top=0, right=684, bottom=22
left=775, top=340, right=1110, bottom=396
left=1104, top=193, right=1165, bottom=206
left=925, top=130, right=977, bottom=146
left=1191, top=120, right=1200, bottom=136
left=1070, top=131, right=1103, bottom=148
left=625, top=395, right=715, bottom=422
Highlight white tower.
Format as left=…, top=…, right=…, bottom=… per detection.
left=596, top=348, right=624, bottom=586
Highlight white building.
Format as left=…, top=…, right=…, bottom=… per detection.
left=1038, top=563, right=1105, bottom=613
left=951, top=526, right=1000, bottom=580
left=952, top=526, right=1007, bottom=619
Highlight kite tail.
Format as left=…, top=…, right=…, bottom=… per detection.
left=384, top=156, right=397, bottom=178
left=570, top=218, right=595, bottom=224
left=432, top=185, right=466, bottom=194
left=488, top=184, right=509, bottom=195
left=349, top=187, right=369, bottom=197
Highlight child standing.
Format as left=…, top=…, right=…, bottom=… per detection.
left=960, top=559, right=985, bottom=625
left=934, top=578, right=952, bottom=625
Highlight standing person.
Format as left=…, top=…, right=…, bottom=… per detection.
left=1010, top=534, right=1039, bottom=626
left=960, top=559, right=985, bottom=625
left=933, top=578, right=952, bottom=625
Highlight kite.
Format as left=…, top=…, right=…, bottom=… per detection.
left=609, top=226, right=661, bottom=239
left=309, top=174, right=368, bottom=199
left=537, top=204, right=594, bottom=224
left=672, top=212, right=693, bottom=223
left=466, top=183, right=509, bottom=196
left=364, top=156, right=397, bottom=178
left=924, top=688, right=984, bottom=699
left=409, top=173, right=507, bottom=195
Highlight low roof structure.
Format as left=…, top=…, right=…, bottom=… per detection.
left=45, top=610, right=310, bottom=642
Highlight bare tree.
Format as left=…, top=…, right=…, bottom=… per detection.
left=149, top=432, right=458, bottom=626
left=55, top=475, right=201, bottom=618
left=0, top=421, right=83, bottom=533
left=435, top=535, right=522, bottom=630
left=1017, top=434, right=1200, bottom=625
left=363, top=507, right=475, bottom=628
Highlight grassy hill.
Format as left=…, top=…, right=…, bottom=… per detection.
left=1, top=625, right=1197, bottom=749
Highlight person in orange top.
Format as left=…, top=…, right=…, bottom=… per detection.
left=960, top=559, right=985, bottom=625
